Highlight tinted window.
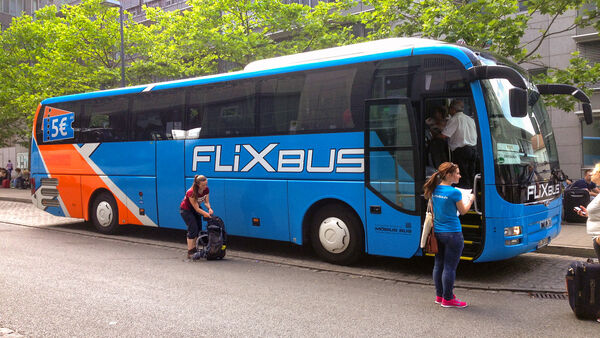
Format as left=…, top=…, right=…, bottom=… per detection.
left=297, top=67, right=357, bottom=132
left=132, top=90, right=185, bottom=141
left=80, top=97, right=129, bottom=143
left=373, top=59, right=412, bottom=98
left=198, top=81, right=256, bottom=137
left=258, top=75, right=304, bottom=134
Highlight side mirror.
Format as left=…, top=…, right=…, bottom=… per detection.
left=537, top=84, right=594, bottom=125
left=583, top=103, right=593, bottom=125
left=509, top=87, right=528, bottom=118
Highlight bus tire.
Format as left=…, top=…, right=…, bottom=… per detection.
left=91, top=191, right=119, bottom=234
left=311, top=204, right=363, bottom=265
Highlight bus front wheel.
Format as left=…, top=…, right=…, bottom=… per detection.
left=311, top=205, right=363, bottom=265
left=91, top=191, right=119, bottom=234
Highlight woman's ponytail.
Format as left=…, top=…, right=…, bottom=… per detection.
left=423, top=172, right=440, bottom=200
left=423, top=162, right=459, bottom=200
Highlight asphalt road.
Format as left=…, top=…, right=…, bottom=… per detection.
left=1, top=202, right=599, bottom=336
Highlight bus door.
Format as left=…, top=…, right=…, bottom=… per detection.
left=364, top=99, right=421, bottom=258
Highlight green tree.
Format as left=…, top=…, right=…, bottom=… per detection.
left=133, top=0, right=358, bottom=82
left=0, top=0, right=142, bottom=146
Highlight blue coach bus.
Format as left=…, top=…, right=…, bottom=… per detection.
left=31, top=38, right=593, bottom=264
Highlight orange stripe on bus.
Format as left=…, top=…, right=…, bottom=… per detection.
left=32, top=104, right=41, bottom=136
left=39, top=144, right=141, bottom=225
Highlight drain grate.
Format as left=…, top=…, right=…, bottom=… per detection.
left=529, top=292, right=568, bottom=300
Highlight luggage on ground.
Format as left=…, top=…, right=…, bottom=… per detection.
left=563, top=188, right=590, bottom=223
left=566, top=260, right=600, bottom=320
left=196, top=215, right=227, bottom=260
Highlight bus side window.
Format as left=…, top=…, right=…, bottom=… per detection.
left=81, top=97, right=129, bottom=143
left=132, top=90, right=184, bottom=141
left=258, top=75, right=304, bottom=135
left=199, top=81, right=255, bottom=138
left=297, top=67, right=357, bottom=132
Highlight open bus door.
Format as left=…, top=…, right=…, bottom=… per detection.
left=364, top=98, right=422, bottom=258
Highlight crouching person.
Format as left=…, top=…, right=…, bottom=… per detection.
left=180, top=175, right=213, bottom=260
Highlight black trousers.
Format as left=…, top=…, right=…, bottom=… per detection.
left=452, top=145, right=478, bottom=188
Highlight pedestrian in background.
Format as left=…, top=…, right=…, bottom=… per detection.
left=572, top=169, right=599, bottom=198
left=180, top=175, right=213, bottom=260
left=575, top=163, right=600, bottom=261
left=0, top=168, right=7, bottom=187
left=423, top=162, right=475, bottom=308
left=11, top=168, right=23, bottom=189
left=5, top=160, right=13, bottom=180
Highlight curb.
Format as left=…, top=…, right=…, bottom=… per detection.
left=538, top=245, right=596, bottom=259
left=0, top=196, right=31, bottom=204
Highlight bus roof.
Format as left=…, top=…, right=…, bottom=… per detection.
left=42, top=38, right=452, bottom=105
left=244, top=38, right=445, bottom=72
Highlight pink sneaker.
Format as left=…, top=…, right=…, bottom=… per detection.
left=435, top=296, right=443, bottom=304
left=441, top=296, right=467, bottom=308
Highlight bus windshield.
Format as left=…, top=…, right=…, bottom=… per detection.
left=482, top=77, right=560, bottom=202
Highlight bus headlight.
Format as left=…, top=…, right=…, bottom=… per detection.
left=504, top=226, right=522, bottom=236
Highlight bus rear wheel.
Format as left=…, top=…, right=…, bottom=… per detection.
left=311, top=204, right=363, bottom=265
left=91, top=191, right=119, bottom=234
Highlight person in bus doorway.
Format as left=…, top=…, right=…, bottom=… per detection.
left=423, top=162, right=475, bottom=308
left=438, top=100, right=477, bottom=188
left=180, top=175, right=213, bottom=260
left=426, top=106, right=449, bottom=169
left=575, top=163, right=600, bottom=262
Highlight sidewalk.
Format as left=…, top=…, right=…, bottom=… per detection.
left=0, top=187, right=594, bottom=258
left=0, top=187, right=31, bottom=203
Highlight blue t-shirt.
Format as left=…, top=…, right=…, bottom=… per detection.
left=571, top=179, right=597, bottom=191
left=431, top=185, right=462, bottom=233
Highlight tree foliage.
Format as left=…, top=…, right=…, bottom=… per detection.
left=0, top=0, right=142, bottom=146
left=132, top=0, right=358, bottom=83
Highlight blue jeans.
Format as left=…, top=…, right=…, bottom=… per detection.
left=433, top=231, right=464, bottom=300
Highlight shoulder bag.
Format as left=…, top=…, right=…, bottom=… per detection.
left=420, top=199, right=434, bottom=248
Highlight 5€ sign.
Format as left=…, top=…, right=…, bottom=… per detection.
left=43, top=107, right=75, bottom=143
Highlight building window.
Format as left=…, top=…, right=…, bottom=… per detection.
left=583, top=116, right=600, bottom=167
left=579, top=40, right=600, bottom=63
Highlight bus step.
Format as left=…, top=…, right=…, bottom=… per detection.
left=463, top=240, right=481, bottom=245
left=461, top=224, right=480, bottom=229
left=424, top=253, right=474, bottom=261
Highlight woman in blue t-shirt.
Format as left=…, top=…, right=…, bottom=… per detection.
left=423, top=162, right=475, bottom=308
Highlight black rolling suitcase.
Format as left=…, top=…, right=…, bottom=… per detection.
left=563, top=189, right=590, bottom=223
left=566, top=261, right=600, bottom=320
